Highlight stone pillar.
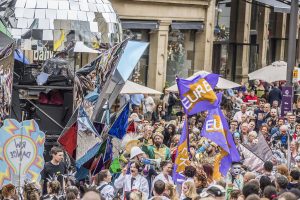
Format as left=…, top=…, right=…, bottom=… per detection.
left=275, top=13, right=287, bottom=61
left=148, top=20, right=170, bottom=91
left=227, top=0, right=252, bottom=83
left=194, top=0, right=215, bottom=72
left=257, top=7, right=270, bottom=68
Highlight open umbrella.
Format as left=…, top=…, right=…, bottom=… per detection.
left=248, top=61, right=287, bottom=83
left=121, top=80, right=162, bottom=94
left=166, top=70, right=241, bottom=92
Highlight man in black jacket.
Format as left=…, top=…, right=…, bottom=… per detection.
left=268, top=82, right=282, bottom=105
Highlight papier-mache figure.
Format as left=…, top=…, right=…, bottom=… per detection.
left=225, top=162, right=244, bottom=200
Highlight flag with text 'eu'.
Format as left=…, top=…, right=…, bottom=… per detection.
left=176, top=73, right=219, bottom=115
left=172, top=120, right=190, bottom=184
left=201, top=93, right=240, bottom=180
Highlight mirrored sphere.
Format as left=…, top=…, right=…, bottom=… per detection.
left=0, top=0, right=122, bottom=51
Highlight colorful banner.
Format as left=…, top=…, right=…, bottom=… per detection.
left=0, top=119, right=45, bottom=188
left=176, top=73, right=219, bottom=115
left=173, top=120, right=190, bottom=184
left=0, top=43, right=14, bottom=123
left=201, top=93, right=240, bottom=180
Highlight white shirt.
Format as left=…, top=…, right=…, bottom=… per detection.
left=114, top=174, right=149, bottom=199
left=233, top=111, right=251, bottom=123
left=143, top=96, right=155, bottom=113
left=120, top=94, right=130, bottom=108
left=97, top=181, right=115, bottom=200
left=152, top=173, right=174, bottom=190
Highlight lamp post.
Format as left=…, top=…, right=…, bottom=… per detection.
left=286, top=0, right=298, bottom=171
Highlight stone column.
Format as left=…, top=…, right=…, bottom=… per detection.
left=275, top=13, right=287, bottom=61
left=194, top=0, right=215, bottom=72
left=148, top=20, right=171, bottom=91
left=257, top=7, right=270, bottom=68
left=227, top=0, right=252, bottom=83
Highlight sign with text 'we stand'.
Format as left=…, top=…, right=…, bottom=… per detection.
left=0, top=119, right=45, bottom=188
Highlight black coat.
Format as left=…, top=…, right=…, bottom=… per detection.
left=268, top=87, right=282, bottom=105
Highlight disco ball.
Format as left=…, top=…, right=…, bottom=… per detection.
left=0, top=0, right=122, bottom=52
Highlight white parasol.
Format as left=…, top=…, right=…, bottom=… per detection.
left=120, top=80, right=162, bottom=94
left=248, top=61, right=287, bottom=83
left=166, top=70, right=241, bottom=92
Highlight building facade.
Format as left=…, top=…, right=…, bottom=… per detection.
left=111, top=0, right=216, bottom=91
left=213, top=0, right=300, bottom=84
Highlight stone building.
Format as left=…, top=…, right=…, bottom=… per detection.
left=213, top=0, right=298, bottom=83
left=111, top=0, right=216, bottom=91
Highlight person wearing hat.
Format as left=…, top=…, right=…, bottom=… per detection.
left=130, top=146, right=146, bottom=161
left=142, top=132, right=171, bottom=161
left=129, top=146, right=158, bottom=195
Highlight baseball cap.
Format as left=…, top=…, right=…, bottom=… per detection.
left=200, top=185, right=226, bottom=198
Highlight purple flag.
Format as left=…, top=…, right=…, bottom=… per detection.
left=176, top=73, right=219, bottom=115
left=172, top=120, right=190, bottom=184
left=201, top=93, right=240, bottom=179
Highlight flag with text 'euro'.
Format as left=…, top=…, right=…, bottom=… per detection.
left=201, top=93, right=240, bottom=179
left=176, top=73, right=219, bottom=115
left=173, top=120, right=190, bottom=184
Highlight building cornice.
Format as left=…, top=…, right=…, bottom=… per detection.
left=120, top=0, right=210, bottom=6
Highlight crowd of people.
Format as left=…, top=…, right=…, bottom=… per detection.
left=3, top=80, right=300, bottom=200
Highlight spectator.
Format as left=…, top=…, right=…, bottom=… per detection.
left=149, top=180, right=169, bottom=200
left=114, top=161, right=149, bottom=199
left=242, top=183, right=259, bottom=199
left=95, top=170, right=114, bottom=200
left=288, top=169, right=300, bottom=189
left=278, top=192, right=297, bottom=200
left=143, top=94, right=155, bottom=121
left=268, top=82, right=282, bottom=105
left=82, top=190, right=102, bottom=200
left=233, top=104, right=250, bottom=123
left=181, top=181, right=198, bottom=200
left=263, top=185, right=277, bottom=200
left=142, top=132, right=171, bottom=161
left=41, top=146, right=67, bottom=195
left=275, top=176, right=289, bottom=195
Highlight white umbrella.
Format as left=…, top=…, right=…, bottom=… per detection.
left=166, top=70, right=241, bottom=92
left=248, top=61, right=287, bottom=83
left=121, top=80, right=162, bottom=94
left=73, top=41, right=100, bottom=53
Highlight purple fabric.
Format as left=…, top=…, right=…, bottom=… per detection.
left=176, top=73, right=219, bottom=115
left=201, top=93, right=240, bottom=176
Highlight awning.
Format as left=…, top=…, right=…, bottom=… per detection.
left=121, top=20, right=159, bottom=30
left=171, top=22, right=205, bottom=30
left=254, top=0, right=291, bottom=13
